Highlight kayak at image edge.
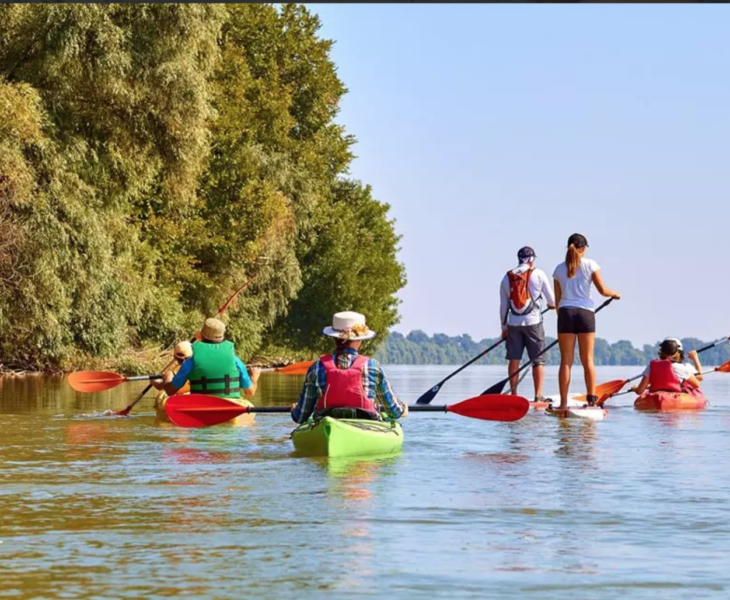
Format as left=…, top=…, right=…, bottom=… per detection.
left=291, top=417, right=404, bottom=458
left=634, top=388, right=708, bottom=412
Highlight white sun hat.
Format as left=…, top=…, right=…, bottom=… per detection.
left=323, top=311, right=377, bottom=341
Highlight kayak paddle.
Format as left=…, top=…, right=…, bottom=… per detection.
left=164, top=393, right=531, bottom=429
left=482, top=298, right=615, bottom=395
left=415, top=308, right=551, bottom=405
left=593, top=336, right=730, bottom=405
left=114, top=272, right=262, bottom=416
left=69, top=362, right=313, bottom=394
left=610, top=358, right=730, bottom=398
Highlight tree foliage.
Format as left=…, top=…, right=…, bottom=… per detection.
left=0, top=4, right=406, bottom=371
left=377, top=333, right=730, bottom=367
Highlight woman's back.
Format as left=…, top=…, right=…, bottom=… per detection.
left=553, top=257, right=600, bottom=311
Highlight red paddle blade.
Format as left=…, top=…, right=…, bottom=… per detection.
left=68, top=371, right=126, bottom=392
left=274, top=361, right=313, bottom=376
left=165, top=394, right=250, bottom=428
left=447, top=394, right=529, bottom=422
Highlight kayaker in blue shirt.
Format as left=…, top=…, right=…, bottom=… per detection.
left=152, top=318, right=260, bottom=400
left=291, top=311, right=408, bottom=424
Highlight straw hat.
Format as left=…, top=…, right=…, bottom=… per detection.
left=173, top=341, right=193, bottom=359
left=200, top=318, right=226, bottom=342
left=323, top=311, right=376, bottom=341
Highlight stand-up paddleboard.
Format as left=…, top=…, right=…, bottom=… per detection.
left=546, top=405, right=609, bottom=421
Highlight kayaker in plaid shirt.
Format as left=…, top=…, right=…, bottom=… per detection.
left=291, top=311, right=408, bottom=424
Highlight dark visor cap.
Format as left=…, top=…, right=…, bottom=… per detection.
left=517, top=246, right=536, bottom=260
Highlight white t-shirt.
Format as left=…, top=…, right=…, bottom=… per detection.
left=642, top=362, right=696, bottom=382
left=552, top=258, right=601, bottom=311
left=500, top=265, right=555, bottom=328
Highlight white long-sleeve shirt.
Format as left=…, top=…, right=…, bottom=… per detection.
left=499, top=265, right=555, bottom=329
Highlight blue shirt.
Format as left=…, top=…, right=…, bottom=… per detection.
left=171, top=356, right=253, bottom=391
left=292, top=348, right=405, bottom=424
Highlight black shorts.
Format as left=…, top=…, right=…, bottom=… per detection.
left=505, top=323, right=546, bottom=365
left=557, top=307, right=596, bottom=334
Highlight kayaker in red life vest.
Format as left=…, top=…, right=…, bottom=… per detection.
left=631, top=338, right=702, bottom=396
left=499, top=246, right=556, bottom=402
left=151, top=318, right=260, bottom=401
left=291, top=311, right=408, bottom=423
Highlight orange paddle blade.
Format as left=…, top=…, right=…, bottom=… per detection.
left=273, top=361, right=313, bottom=376
left=574, top=379, right=627, bottom=403
left=165, top=394, right=250, bottom=428
left=68, top=371, right=127, bottom=393
left=445, top=394, right=529, bottom=422
left=715, top=359, right=730, bottom=373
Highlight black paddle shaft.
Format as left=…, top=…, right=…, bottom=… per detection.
left=416, top=308, right=551, bottom=405
left=481, top=298, right=615, bottom=395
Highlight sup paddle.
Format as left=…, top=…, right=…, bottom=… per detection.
left=593, top=336, right=730, bottom=405
left=415, top=308, right=551, bottom=405
left=481, top=298, right=615, bottom=395
left=164, top=393, right=531, bottom=429
left=68, top=362, right=313, bottom=394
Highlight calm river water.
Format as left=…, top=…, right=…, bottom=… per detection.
left=2, top=365, right=730, bottom=599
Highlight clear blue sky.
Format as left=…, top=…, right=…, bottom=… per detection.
left=313, top=5, right=730, bottom=346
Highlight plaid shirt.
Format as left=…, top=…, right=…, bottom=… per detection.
left=292, top=348, right=405, bottom=423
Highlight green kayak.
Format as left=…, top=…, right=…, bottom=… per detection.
left=291, top=417, right=404, bottom=458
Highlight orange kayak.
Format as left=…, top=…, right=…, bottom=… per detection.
left=634, top=388, right=708, bottom=412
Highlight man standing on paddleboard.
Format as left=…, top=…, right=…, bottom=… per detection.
left=499, top=246, right=555, bottom=403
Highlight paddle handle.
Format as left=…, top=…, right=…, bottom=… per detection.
left=126, top=374, right=164, bottom=382
left=246, top=405, right=449, bottom=414
left=696, top=337, right=730, bottom=353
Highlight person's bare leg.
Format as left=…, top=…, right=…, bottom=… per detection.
left=558, top=334, right=576, bottom=409
left=532, top=364, right=544, bottom=398
left=578, top=332, right=596, bottom=396
left=508, top=359, right=521, bottom=395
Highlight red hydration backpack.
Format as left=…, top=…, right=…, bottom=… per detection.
left=506, top=268, right=535, bottom=318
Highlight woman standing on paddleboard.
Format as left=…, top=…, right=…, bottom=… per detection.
left=552, top=234, right=620, bottom=411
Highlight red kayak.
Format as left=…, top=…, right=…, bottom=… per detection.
left=634, top=388, right=708, bottom=412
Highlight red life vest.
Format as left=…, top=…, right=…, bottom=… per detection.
left=314, top=354, right=377, bottom=414
left=648, top=359, right=683, bottom=393
left=506, top=268, right=535, bottom=318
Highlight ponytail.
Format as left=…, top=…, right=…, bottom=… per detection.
left=566, top=244, right=580, bottom=278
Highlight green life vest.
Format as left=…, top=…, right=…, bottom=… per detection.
left=189, top=340, right=241, bottom=399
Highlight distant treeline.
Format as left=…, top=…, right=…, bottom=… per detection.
left=376, top=331, right=730, bottom=367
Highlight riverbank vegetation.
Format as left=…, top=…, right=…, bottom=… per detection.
left=376, top=332, right=730, bottom=367
left=0, top=4, right=405, bottom=373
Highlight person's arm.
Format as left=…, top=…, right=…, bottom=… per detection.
left=373, top=360, right=408, bottom=418
left=235, top=357, right=259, bottom=398
left=540, top=270, right=556, bottom=309
left=592, top=270, right=620, bottom=300
left=688, top=350, right=703, bottom=381
left=152, top=358, right=194, bottom=395
left=291, top=363, right=321, bottom=424
left=631, top=375, right=650, bottom=396
left=499, top=275, right=509, bottom=338
left=553, top=278, right=562, bottom=309
left=685, top=374, right=701, bottom=388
